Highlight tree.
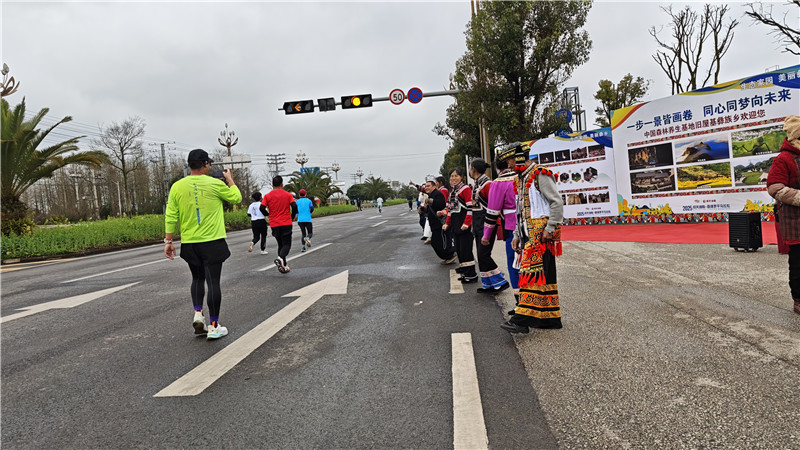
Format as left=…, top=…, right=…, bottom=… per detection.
left=284, top=169, right=342, bottom=206
left=593, top=74, right=651, bottom=127
left=745, top=1, right=800, bottom=56
left=440, top=0, right=592, bottom=167
left=92, top=116, right=146, bottom=214
left=346, top=183, right=366, bottom=201
left=397, top=185, right=419, bottom=201
left=361, top=176, right=393, bottom=201
left=650, top=4, right=738, bottom=95
left=1, top=97, right=106, bottom=225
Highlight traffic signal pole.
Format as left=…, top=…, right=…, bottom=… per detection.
left=278, top=89, right=460, bottom=112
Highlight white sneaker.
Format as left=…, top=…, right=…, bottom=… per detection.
left=248, top=242, right=254, bottom=253
left=304, top=237, right=312, bottom=248
left=260, top=249, right=269, bottom=255
left=193, top=311, right=207, bottom=334
left=207, top=323, right=228, bottom=340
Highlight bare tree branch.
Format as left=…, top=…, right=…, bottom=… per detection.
left=745, top=1, right=800, bottom=56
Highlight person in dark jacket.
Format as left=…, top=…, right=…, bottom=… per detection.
left=424, top=180, right=457, bottom=264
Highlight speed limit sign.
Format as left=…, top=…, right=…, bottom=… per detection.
left=389, top=89, right=405, bottom=105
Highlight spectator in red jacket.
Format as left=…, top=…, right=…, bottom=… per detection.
left=766, top=115, right=800, bottom=315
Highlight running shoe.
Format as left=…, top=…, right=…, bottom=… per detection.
left=193, top=311, right=207, bottom=334
left=301, top=246, right=306, bottom=252
left=248, top=242, right=254, bottom=253
left=274, top=258, right=286, bottom=273
left=442, top=255, right=458, bottom=264
left=207, top=323, right=228, bottom=340
left=260, top=249, right=269, bottom=255
left=304, top=237, right=312, bottom=248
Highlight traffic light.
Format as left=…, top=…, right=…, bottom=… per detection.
left=318, top=97, right=336, bottom=112
left=341, top=94, right=372, bottom=109
left=282, top=100, right=314, bottom=115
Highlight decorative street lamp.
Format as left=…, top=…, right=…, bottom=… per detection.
left=356, top=168, right=364, bottom=184
left=296, top=151, right=309, bottom=170
left=331, top=162, right=340, bottom=180
left=1, top=63, right=20, bottom=98
left=218, top=123, right=238, bottom=157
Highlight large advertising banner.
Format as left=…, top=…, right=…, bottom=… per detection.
left=524, top=128, right=618, bottom=218
left=611, top=65, right=800, bottom=216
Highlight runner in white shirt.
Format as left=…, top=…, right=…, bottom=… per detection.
left=247, top=192, right=269, bottom=254
left=376, top=197, right=383, bottom=214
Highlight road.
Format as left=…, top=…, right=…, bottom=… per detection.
left=2, top=204, right=799, bottom=448
left=1, top=205, right=554, bottom=449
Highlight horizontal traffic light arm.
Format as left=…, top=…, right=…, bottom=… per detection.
left=278, top=89, right=459, bottom=113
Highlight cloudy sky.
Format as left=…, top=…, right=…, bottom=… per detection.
left=3, top=1, right=798, bottom=190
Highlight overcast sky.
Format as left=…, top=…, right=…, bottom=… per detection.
left=3, top=1, right=798, bottom=190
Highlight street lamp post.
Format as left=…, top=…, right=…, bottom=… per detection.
left=356, top=168, right=364, bottom=184
left=218, top=123, right=238, bottom=176
left=296, top=151, right=309, bottom=171
left=331, top=162, right=340, bottom=180
left=111, top=180, right=123, bottom=216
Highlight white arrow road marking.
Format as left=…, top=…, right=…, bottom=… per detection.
left=399, top=212, right=408, bottom=217
left=1, top=282, right=140, bottom=324
left=451, top=333, right=489, bottom=450
left=449, top=269, right=464, bottom=294
left=257, top=243, right=331, bottom=272
left=155, top=270, right=349, bottom=397
left=62, top=259, right=167, bottom=283
left=370, top=220, right=388, bottom=228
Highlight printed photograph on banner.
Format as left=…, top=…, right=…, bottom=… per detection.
left=555, top=149, right=570, bottom=162
left=630, top=169, right=675, bottom=193
left=531, top=155, right=540, bottom=164
left=567, top=193, right=588, bottom=205
left=559, top=172, right=570, bottom=183
left=571, top=172, right=582, bottom=182
left=588, top=144, right=606, bottom=158
left=733, top=154, right=776, bottom=186
left=673, top=134, right=731, bottom=164
left=539, top=152, right=555, bottom=164
left=571, top=146, right=588, bottom=160
left=583, top=166, right=598, bottom=182
left=731, top=124, right=786, bottom=157
left=561, top=194, right=567, bottom=205
left=628, top=143, right=674, bottom=170
left=588, top=191, right=610, bottom=204
left=677, top=162, right=732, bottom=190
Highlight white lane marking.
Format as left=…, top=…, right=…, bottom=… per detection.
left=451, top=333, right=489, bottom=450
left=449, top=269, right=464, bottom=294
left=368, top=215, right=382, bottom=219
left=155, top=271, right=349, bottom=397
left=1, top=283, right=140, bottom=323
left=399, top=213, right=408, bottom=217
left=257, top=243, right=331, bottom=271
left=61, top=259, right=167, bottom=284
left=370, top=220, right=388, bottom=228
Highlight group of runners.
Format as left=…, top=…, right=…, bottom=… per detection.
left=413, top=142, right=565, bottom=334
left=246, top=175, right=315, bottom=273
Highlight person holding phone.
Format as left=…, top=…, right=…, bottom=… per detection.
left=164, top=149, right=242, bottom=340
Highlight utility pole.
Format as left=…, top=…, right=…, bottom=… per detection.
left=265, top=153, right=286, bottom=180
left=469, top=0, right=491, bottom=175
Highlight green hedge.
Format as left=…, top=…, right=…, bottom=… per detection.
left=1, top=205, right=358, bottom=260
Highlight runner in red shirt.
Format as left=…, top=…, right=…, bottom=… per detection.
left=260, top=175, right=297, bottom=273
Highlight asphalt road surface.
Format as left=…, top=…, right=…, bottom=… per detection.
left=3, top=204, right=799, bottom=449
left=1, top=205, right=555, bottom=449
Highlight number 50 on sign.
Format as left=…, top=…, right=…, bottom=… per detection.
left=390, top=89, right=405, bottom=105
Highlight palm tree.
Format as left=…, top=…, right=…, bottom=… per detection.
left=284, top=169, right=342, bottom=205
left=362, top=176, right=393, bottom=200
left=1, top=98, right=107, bottom=222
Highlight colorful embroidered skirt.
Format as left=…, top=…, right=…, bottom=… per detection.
left=512, top=217, right=562, bottom=328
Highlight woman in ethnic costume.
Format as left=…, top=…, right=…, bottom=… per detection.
left=766, top=115, right=800, bottom=315
left=469, top=158, right=511, bottom=294
left=444, top=168, right=478, bottom=283
left=483, top=145, right=522, bottom=299
left=501, top=143, right=564, bottom=334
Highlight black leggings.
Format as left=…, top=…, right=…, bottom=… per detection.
left=251, top=219, right=268, bottom=250
left=475, top=228, right=499, bottom=273
left=453, top=229, right=477, bottom=277
left=789, top=244, right=800, bottom=299
left=187, top=262, right=223, bottom=319
left=299, top=222, right=313, bottom=244
left=272, top=225, right=292, bottom=262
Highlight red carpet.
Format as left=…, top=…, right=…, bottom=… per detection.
left=562, top=222, right=778, bottom=245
